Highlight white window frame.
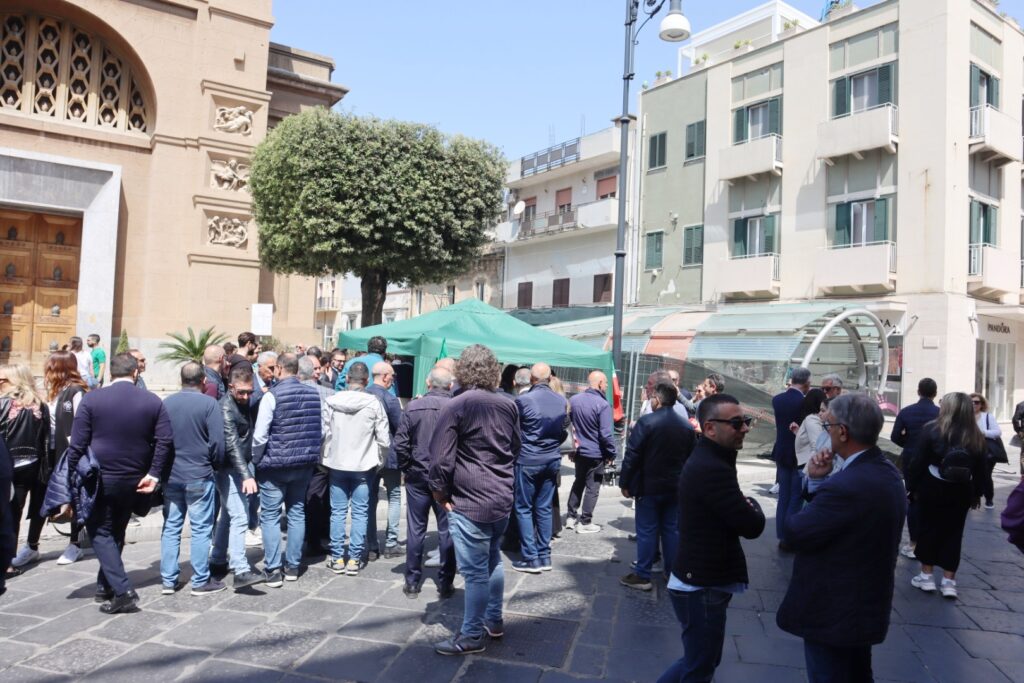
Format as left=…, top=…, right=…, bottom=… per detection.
left=851, top=200, right=877, bottom=246
left=748, top=102, right=770, bottom=139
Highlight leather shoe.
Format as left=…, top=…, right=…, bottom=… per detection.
left=403, top=582, right=420, bottom=598
left=94, top=587, right=114, bottom=604
left=437, top=581, right=455, bottom=599
left=100, top=589, right=140, bottom=614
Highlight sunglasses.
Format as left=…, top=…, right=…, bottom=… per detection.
left=821, top=421, right=846, bottom=431
left=233, top=389, right=254, bottom=396
left=971, top=400, right=981, bottom=405
left=706, top=416, right=754, bottom=430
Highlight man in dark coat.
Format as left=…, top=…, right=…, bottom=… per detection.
left=891, top=377, right=939, bottom=557
left=777, top=393, right=906, bottom=682
left=365, top=361, right=403, bottom=560
left=771, top=366, right=810, bottom=548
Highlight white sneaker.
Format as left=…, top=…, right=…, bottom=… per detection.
left=564, top=517, right=578, bottom=531
left=10, top=546, right=40, bottom=568
left=424, top=549, right=441, bottom=568
left=56, top=544, right=83, bottom=565
left=911, top=573, right=936, bottom=592
left=245, top=529, right=262, bottom=548
left=984, top=502, right=995, bottom=510
left=940, top=579, right=958, bottom=599
left=576, top=523, right=602, bottom=534
left=899, top=543, right=917, bottom=559
left=769, top=483, right=780, bottom=495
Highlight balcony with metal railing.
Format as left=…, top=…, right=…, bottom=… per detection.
left=719, top=133, right=783, bottom=182
left=503, top=197, right=619, bottom=243
left=969, top=105, right=1021, bottom=166
left=968, top=242, right=1019, bottom=298
left=817, top=103, right=899, bottom=163
left=719, top=252, right=780, bottom=299
left=814, top=241, right=897, bottom=294
left=315, top=296, right=339, bottom=312
left=506, top=127, right=622, bottom=188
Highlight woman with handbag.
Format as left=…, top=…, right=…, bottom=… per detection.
left=971, top=393, right=1003, bottom=510
left=44, top=351, right=88, bottom=565
left=794, top=389, right=829, bottom=470
left=3, top=363, right=51, bottom=576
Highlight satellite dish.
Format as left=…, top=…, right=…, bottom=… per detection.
left=512, top=200, right=526, bottom=217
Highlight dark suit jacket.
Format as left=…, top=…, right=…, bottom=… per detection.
left=67, top=380, right=173, bottom=483
left=770, top=388, right=804, bottom=469
left=620, top=406, right=695, bottom=498
left=776, top=447, right=906, bottom=647
left=891, top=398, right=939, bottom=484
left=366, top=383, right=402, bottom=469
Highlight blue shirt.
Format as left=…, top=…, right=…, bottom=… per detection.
left=515, top=383, right=569, bottom=466
left=569, top=388, right=616, bottom=460
left=337, top=353, right=397, bottom=396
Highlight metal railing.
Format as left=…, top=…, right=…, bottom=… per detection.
left=315, top=296, right=339, bottom=311
left=968, top=242, right=995, bottom=276
left=729, top=251, right=781, bottom=280
left=970, top=104, right=996, bottom=138
left=520, top=137, right=580, bottom=177
left=830, top=102, right=899, bottom=136
left=826, top=240, right=898, bottom=273
left=513, top=198, right=616, bottom=240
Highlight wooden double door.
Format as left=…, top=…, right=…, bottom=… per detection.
left=0, top=210, right=81, bottom=375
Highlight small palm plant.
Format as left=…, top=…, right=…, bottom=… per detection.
left=157, top=327, right=227, bottom=364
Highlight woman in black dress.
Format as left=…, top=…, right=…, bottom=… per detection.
left=909, top=392, right=986, bottom=600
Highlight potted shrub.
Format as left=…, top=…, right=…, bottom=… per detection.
left=733, top=39, right=753, bottom=53
left=780, top=19, right=801, bottom=38
left=693, top=52, right=711, bottom=69
left=653, top=70, right=671, bottom=86
left=827, top=0, right=856, bottom=21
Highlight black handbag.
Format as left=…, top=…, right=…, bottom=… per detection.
left=985, top=414, right=1009, bottom=464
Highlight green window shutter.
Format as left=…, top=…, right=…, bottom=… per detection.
left=970, top=65, right=981, bottom=108
left=695, top=120, right=706, bottom=157
left=835, top=203, right=851, bottom=246
left=873, top=198, right=888, bottom=242
left=970, top=200, right=982, bottom=244
left=685, top=123, right=696, bottom=159
left=732, top=218, right=748, bottom=256
left=834, top=77, right=850, bottom=117
left=694, top=225, right=703, bottom=264
left=989, top=76, right=1000, bottom=108
left=658, top=133, right=667, bottom=166
left=646, top=233, right=663, bottom=269
left=762, top=214, right=777, bottom=254
left=768, top=97, right=781, bottom=136
left=734, top=108, right=748, bottom=143
left=877, top=64, right=892, bottom=105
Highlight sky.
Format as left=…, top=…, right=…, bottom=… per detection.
left=271, top=0, right=1024, bottom=160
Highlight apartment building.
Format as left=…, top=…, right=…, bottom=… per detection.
left=314, top=274, right=409, bottom=348
left=637, top=0, right=1024, bottom=418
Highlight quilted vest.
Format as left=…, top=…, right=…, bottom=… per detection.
left=261, top=377, right=321, bottom=470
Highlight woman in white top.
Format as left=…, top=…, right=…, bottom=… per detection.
left=971, top=392, right=1001, bottom=510
left=68, top=336, right=95, bottom=389
left=794, top=389, right=829, bottom=468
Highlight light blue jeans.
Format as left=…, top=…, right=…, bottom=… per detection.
left=449, top=510, right=508, bottom=639
left=211, top=470, right=251, bottom=575
left=367, top=467, right=402, bottom=550
left=514, top=459, right=560, bottom=562
left=257, top=466, right=313, bottom=572
left=161, top=477, right=217, bottom=588
left=329, top=468, right=374, bottom=561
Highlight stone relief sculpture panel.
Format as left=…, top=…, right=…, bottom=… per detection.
left=211, top=158, right=250, bottom=192
left=213, top=106, right=254, bottom=136
left=208, top=216, right=249, bottom=249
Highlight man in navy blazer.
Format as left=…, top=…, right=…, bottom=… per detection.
left=777, top=393, right=905, bottom=683
left=890, top=377, right=939, bottom=556
left=67, top=353, right=173, bottom=614
left=771, top=367, right=810, bottom=547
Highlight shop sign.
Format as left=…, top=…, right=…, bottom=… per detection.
left=987, top=322, right=1012, bottom=335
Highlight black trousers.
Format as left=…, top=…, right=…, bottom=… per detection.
left=983, top=458, right=997, bottom=504
left=86, top=478, right=138, bottom=595
left=566, top=458, right=605, bottom=525
left=0, top=474, right=13, bottom=595
left=804, top=640, right=873, bottom=683
left=404, top=481, right=455, bottom=586
left=304, top=467, right=331, bottom=551
left=11, top=463, right=46, bottom=549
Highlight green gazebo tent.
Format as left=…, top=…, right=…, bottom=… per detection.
left=338, top=299, right=615, bottom=399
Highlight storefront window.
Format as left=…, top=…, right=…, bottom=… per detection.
left=976, top=339, right=1016, bottom=420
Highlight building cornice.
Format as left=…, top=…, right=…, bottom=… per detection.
left=200, top=80, right=272, bottom=103
left=208, top=5, right=274, bottom=30
left=119, top=0, right=199, bottom=20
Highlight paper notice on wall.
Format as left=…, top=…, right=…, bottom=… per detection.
left=251, top=304, right=273, bottom=336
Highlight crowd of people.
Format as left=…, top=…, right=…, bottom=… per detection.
left=0, top=330, right=1021, bottom=682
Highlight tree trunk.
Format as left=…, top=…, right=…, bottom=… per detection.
left=360, top=268, right=389, bottom=327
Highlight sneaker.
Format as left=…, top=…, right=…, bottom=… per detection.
left=326, top=558, right=347, bottom=575
left=769, top=482, right=780, bottom=495
left=576, top=523, right=601, bottom=534
left=564, top=517, right=578, bottom=531
left=512, top=559, right=542, bottom=574
left=383, top=546, right=402, bottom=559
left=161, top=580, right=183, bottom=595
left=265, top=569, right=284, bottom=588
left=620, top=573, right=653, bottom=592
left=191, top=579, right=227, bottom=596
left=484, top=619, right=504, bottom=638
left=911, top=573, right=936, bottom=593
left=984, top=501, right=995, bottom=510
left=99, top=589, right=140, bottom=615
left=940, top=578, right=958, bottom=599
left=283, top=566, right=299, bottom=582
left=56, top=544, right=83, bottom=565
left=10, top=546, right=40, bottom=568
left=127, top=515, right=142, bottom=528
left=345, top=559, right=361, bottom=576
left=424, top=549, right=441, bottom=568
left=245, top=529, right=262, bottom=548
left=539, top=558, right=552, bottom=572
left=899, top=543, right=917, bottom=559
left=209, top=562, right=229, bottom=579
left=233, top=571, right=264, bottom=590
left=434, top=634, right=486, bottom=656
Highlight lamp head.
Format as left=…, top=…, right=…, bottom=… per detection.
left=659, top=0, right=691, bottom=42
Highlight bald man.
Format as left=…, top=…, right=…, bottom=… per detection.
left=365, top=362, right=404, bottom=559
left=512, top=363, right=569, bottom=573
left=567, top=371, right=616, bottom=533
left=202, top=344, right=227, bottom=400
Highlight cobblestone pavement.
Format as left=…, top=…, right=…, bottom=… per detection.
left=0, top=460, right=1021, bottom=682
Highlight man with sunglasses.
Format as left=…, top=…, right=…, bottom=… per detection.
left=661, top=393, right=765, bottom=682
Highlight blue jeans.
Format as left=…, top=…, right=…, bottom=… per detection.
left=367, top=467, right=402, bottom=551
left=211, top=471, right=250, bottom=574
left=803, top=640, right=873, bottom=683
left=635, top=493, right=678, bottom=580
left=658, top=588, right=733, bottom=683
left=514, top=459, right=560, bottom=562
left=329, top=468, right=373, bottom=561
left=161, top=477, right=217, bottom=588
left=257, top=466, right=313, bottom=572
left=776, top=465, right=803, bottom=541
left=449, top=510, right=508, bottom=639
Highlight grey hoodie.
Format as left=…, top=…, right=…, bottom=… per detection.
left=323, top=388, right=390, bottom=472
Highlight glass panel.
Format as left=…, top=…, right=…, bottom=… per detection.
left=732, top=77, right=744, bottom=103
left=995, top=343, right=1008, bottom=420
left=746, top=68, right=770, bottom=99
left=827, top=158, right=847, bottom=196
left=851, top=71, right=879, bottom=112
left=848, top=153, right=877, bottom=193
left=976, top=340, right=985, bottom=395
left=881, top=24, right=898, bottom=55
left=768, top=176, right=782, bottom=207
left=770, top=63, right=784, bottom=91
left=748, top=103, right=769, bottom=139
left=1008, top=343, right=1017, bottom=421
left=848, top=31, right=879, bottom=68
left=880, top=154, right=896, bottom=187
left=729, top=185, right=744, bottom=213
left=851, top=201, right=875, bottom=245
left=829, top=43, right=845, bottom=72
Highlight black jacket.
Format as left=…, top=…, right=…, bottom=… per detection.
left=891, top=398, right=940, bottom=485
left=0, top=397, right=50, bottom=481
left=673, top=437, right=765, bottom=587
left=1013, top=400, right=1024, bottom=435
left=777, top=447, right=906, bottom=647
left=908, top=424, right=986, bottom=503
left=220, top=394, right=254, bottom=480
left=620, top=405, right=695, bottom=498
left=52, top=384, right=85, bottom=464
left=394, top=389, right=451, bottom=485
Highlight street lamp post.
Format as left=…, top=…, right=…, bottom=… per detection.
left=611, top=0, right=690, bottom=378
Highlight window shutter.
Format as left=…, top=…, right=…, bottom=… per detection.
left=685, top=123, right=696, bottom=159
left=768, top=98, right=781, bottom=136
left=834, top=77, right=850, bottom=117
left=970, top=200, right=982, bottom=244
left=683, top=229, right=692, bottom=265
left=734, top=108, right=748, bottom=143
left=987, top=205, right=998, bottom=244
left=762, top=214, right=777, bottom=254
left=595, top=176, right=617, bottom=198
left=694, top=225, right=704, bottom=264
left=877, top=64, right=892, bottom=105
left=695, top=120, right=706, bottom=157
left=873, top=198, right=888, bottom=242
left=733, top=219, right=748, bottom=256
left=970, top=65, right=981, bottom=108
left=648, top=135, right=658, bottom=168
left=989, top=75, right=1000, bottom=108
left=835, top=203, right=851, bottom=246
left=658, top=133, right=667, bottom=166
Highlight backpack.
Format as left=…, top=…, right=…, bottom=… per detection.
left=939, top=445, right=973, bottom=483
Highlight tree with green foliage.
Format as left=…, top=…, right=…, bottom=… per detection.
left=158, top=327, right=227, bottom=364
left=249, top=108, right=506, bottom=326
left=115, top=329, right=130, bottom=355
